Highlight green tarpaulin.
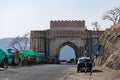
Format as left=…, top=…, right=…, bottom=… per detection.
left=0, top=48, right=12, bottom=63
left=6, top=52, right=12, bottom=58
left=0, top=48, right=6, bottom=63
left=20, top=50, right=37, bottom=57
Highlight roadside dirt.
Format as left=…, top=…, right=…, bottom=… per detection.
left=64, top=66, right=120, bottom=80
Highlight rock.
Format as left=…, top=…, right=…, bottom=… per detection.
left=96, top=22, right=120, bottom=70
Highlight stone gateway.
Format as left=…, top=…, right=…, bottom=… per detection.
left=30, top=20, right=103, bottom=60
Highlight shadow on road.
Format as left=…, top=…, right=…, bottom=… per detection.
left=79, top=69, right=103, bottom=73
left=92, top=69, right=103, bottom=73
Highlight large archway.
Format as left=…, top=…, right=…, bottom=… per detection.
left=59, top=45, right=76, bottom=60
left=56, top=41, right=79, bottom=61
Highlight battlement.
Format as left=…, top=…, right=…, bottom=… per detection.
left=50, top=20, right=85, bottom=28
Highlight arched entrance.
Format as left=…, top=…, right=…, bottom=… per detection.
left=59, top=45, right=76, bottom=60
left=56, top=41, right=79, bottom=63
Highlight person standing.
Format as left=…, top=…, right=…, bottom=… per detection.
left=16, top=51, right=21, bottom=65
left=11, top=55, right=16, bottom=66
left=3, top=55, right=8, bottom=71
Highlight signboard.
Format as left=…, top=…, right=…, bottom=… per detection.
left=93, top=44, right=104, bottom=56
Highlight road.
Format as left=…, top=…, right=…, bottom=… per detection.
left=0, top=64, right=75, bottom=80
left=64, top=66, right=120, bottom=80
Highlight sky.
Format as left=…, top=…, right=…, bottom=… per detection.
left=59, top=45, right=75, bottom=60
left=0, top=0, right=120, bottom=39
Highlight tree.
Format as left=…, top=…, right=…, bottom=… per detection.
left=102, top=7, right=120, bottom=25
left=9, top=33, right=30, bottom=51
left=91, top=21, right=100, bottom=31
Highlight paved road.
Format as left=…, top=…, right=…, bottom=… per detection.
left=0, top=64, right=75, bottom=80
left=64, top=66, right=120, bottom=80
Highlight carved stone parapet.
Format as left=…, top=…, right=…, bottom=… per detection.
left=50, top=20, right=85, bottom=29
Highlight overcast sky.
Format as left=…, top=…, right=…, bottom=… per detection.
left=0, top=0, right=120, bottom=39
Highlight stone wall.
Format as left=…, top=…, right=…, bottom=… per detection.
left=50, top=20, right=85, bottom=31
left=49, top=37, right=84, bottom=57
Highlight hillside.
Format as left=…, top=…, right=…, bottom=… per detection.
left=0, top=38, right=13, bottom=50
left=0, top=38, right=30, bottom=51
left=96, top=21, right=120, bottom=70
